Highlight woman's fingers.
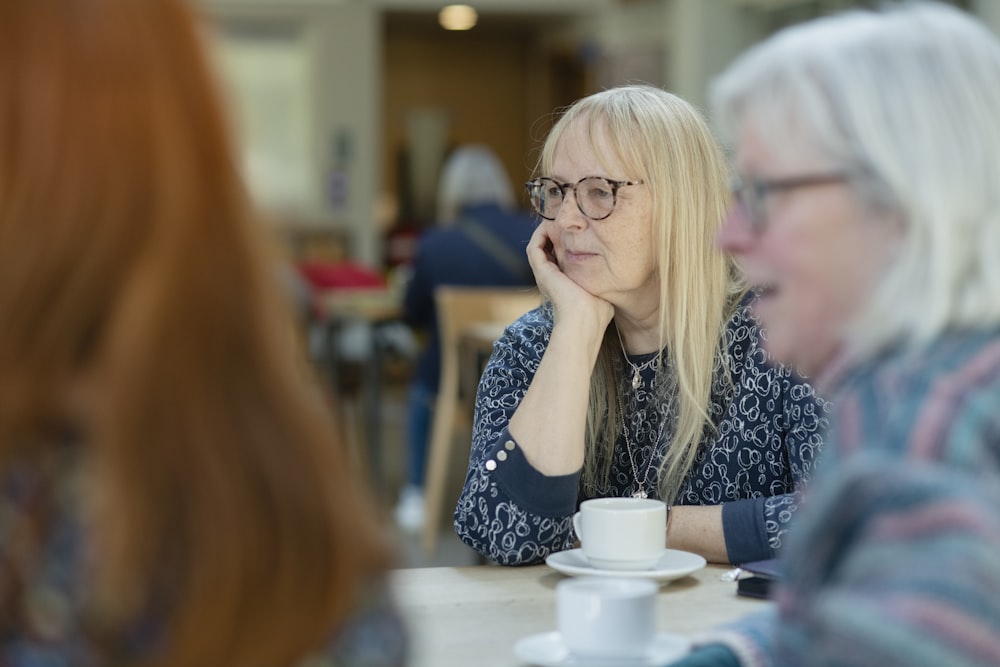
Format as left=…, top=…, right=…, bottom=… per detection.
left=527, top=226, right=614, bottom=329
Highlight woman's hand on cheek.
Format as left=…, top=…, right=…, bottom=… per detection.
left=527, top=225, right=613, bottom=331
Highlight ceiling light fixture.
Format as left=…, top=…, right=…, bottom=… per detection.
left=439, top=4, right=477, bottom=31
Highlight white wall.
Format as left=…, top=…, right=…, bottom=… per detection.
left=212, top=21, right=318, bottom=213
left=205, top=0, right=381, bottom=266
left=671, top=0, right=764, bottom=115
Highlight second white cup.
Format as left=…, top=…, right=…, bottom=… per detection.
left=573, top=497, right=667, bottom=570
left=557, top=576, right=658, bottom=659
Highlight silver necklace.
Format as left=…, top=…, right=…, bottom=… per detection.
left=613, top=323, right=666, bottom=499
left=615, top=391, right=668, bottom=499
left=614, top=322, right=659, bottom=390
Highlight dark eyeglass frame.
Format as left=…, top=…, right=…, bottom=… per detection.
left=524, top=176, right=644, bottom=221
left=730, top=172, right=850, bottom=234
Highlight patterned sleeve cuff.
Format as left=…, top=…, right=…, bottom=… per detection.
left=483, top=428, right=580, bottom=517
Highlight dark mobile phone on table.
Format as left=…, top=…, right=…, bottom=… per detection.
left=735, top=558, right=784, bottom=600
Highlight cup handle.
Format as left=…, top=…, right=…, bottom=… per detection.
left=572, top=511, right=583, bottom=544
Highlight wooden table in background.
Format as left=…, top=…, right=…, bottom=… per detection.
left=391, top=563, right=769, bottom=667
left=314, top=286, right=403, bottom=485
left=317, top=287, right=403, bottom=324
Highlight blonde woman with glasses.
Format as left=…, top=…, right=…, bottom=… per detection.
left=454, top=84, right=828, bottom=565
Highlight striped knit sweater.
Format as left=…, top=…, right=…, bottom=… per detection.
left=689, top=327, right=1000, bottom=667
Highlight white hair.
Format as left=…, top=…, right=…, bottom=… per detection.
left=711, top=2, right=1000, bottom=359
left=435, top=144, right=515, bottom=224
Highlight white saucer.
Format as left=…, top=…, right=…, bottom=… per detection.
left=545, top=548, right=706, bottom=582
left=514, top=631, right=690, bottom=666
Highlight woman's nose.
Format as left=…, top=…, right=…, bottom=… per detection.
left=553, top=189, right=586, bottom=229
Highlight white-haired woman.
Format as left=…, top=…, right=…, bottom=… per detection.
left=673, top=4, right=1000, bottom=665
left=454, top=84, right=828, bottom=565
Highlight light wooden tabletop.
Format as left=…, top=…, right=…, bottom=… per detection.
left=390, top=562, right=770, bottom=667
left=315, top=285, right=403, bottom=322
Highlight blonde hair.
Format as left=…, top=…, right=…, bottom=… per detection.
left=0, top=0, right=390, bottom=665
left=538, top=85, right=740, bottom=502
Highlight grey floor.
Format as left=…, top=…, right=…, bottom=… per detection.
left=337, top=362, right=483, bottom=569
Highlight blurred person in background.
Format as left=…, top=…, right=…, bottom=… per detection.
left=0, top=0, right=405, bottom=665
left=453, top=85, right=828, bottom=565
left=669, top=4, right=1000, bottom=665
left=394, top=144, right=537, bottom=532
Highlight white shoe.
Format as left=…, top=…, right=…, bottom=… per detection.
left=394, top=486, right=425, bottom=533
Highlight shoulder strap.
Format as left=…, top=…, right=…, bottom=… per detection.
left=458, top=217, right=534, bottom=283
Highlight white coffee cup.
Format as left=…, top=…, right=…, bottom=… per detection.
left=572, top=497, right=667, bottom=570
left=557, top=576, right=658, bottom=659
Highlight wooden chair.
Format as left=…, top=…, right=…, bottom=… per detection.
left=421, top=285, right=542, bottom=556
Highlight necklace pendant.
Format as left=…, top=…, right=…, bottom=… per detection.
left=631, top=370, right=641, bottom=390
left=632, top=488, right=648, bottom=499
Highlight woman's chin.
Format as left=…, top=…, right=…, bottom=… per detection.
left=562, top=268, right=599, bottom=292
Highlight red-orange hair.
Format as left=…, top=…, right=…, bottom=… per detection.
left=0, top=0, right=391, bottom=664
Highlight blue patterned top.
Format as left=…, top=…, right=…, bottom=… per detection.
left=453, top=298, right=829, bottom=565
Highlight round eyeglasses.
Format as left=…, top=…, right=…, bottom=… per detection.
left=525, top=176, right=644, bottom=221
